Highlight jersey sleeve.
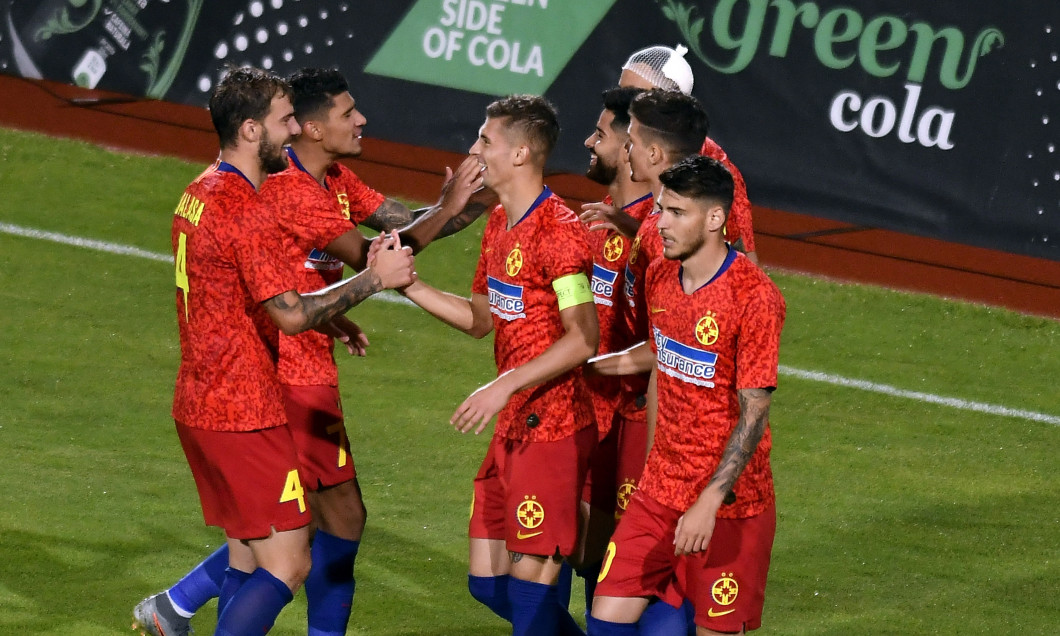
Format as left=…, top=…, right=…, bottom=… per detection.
left=333, top=166, right=386, bottom=225
left=734, top=276, right=785, bottom=391
left=471, top=206, right=502, bottom=296
left=542, top=205, right=592, bottom=282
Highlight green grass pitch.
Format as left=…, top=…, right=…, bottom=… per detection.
left=0, top=128, right=1056, bottom=634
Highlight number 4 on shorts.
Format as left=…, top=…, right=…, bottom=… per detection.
left=279, top=469, right=307, bottom=513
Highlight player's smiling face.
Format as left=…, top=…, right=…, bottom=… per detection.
left=320, top=91, right=367, bottom=157
left=469, top=116, right=514, bottom=189
left=656, top=187, right=707, bottom=261
left=259, top=94, right=300, bottom=173
left=584, top=108, right=623, bottom=186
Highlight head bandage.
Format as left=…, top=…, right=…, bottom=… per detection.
left=621, top=44, right=695, bottom=95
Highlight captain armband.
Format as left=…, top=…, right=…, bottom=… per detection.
left=553, top=273, right=592, bottom=310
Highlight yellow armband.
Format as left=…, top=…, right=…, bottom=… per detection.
left=553, top=273, right=592, bottom=310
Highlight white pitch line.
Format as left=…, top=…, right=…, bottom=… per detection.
left=0, top=222, right=173, bottom=263
left=778, top=365, right=1060, bottom=426
left=0, top=222, right=415, bottom=306
left=3, top=222, right=1057, bottom=426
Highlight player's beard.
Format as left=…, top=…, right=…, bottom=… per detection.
left=665, top=231, right=705, bottom=262
left=586, top=153, right=618, bottom=186
left=259, top=128, right=289, bottom=174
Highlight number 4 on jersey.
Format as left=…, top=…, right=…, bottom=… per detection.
left=175, top=232, right=190, bottom=321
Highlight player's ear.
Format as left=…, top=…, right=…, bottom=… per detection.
left=302, top=120, right=324, bottom=141
left=239, top=118, right=260, bottom=144
left=648, top=142, right=664, bottom=166
left=706, top=203, right=727, bottom=232
left=512, top=143, right=530, bottom=167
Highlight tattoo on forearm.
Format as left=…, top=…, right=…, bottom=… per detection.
left=509, top=551, right=524, bottom=564
left=708, top=388, right=771, bottom=495
left=363, top=199, right=414, bottom=233
left=437, top=202, right=489, bottom=239
left=295, top=270, right=383, bottom=330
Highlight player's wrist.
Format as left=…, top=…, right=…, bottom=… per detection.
left=696, top=485, right=729, bottom=511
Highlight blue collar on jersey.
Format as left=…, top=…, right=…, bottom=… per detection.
left=284, top=146, right=326, bottom=189
left=510, top=186, right=553, bottom=228
left=679, top=244, right=737, bottom=292
left=623, top=192, right=653, bottom=210
left=216, top=161, right=256, bottom=190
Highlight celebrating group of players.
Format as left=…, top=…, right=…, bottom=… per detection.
left=132, top=43, right=785, bottom=636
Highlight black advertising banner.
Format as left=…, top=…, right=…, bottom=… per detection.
left=1, top=0, right=1056, bottom=259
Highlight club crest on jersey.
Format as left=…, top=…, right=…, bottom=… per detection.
left=628, top=236, right=641, bottom=265
left=336, top=192, right=350, bottom=220
left=304, top=248, right=343, bottom=271
left=506, top=243, right=524, bottom=277
left=592, top=263, right=619, bottom=306
left=696, top=312, right=720, bottom=346
left=516, top=495, right=544, bottom=529
left=654, top=327, right=718, bottom=387
left=603, top=235, right=624, bottom=262
left=487, top=276, right=526, bottom=321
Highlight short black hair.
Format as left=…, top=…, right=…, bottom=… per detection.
left=629, top=89, right=710, bottom=162
left=659, top=155, right=734, bottom=216
left=485, top=94, right=560, bottom=158
left=601, top=86, right=644, bottom=132
left=287, top=67, right=349, bottom=122
left=208, top=65, right=290, bottom=148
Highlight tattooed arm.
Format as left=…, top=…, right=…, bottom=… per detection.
left=262, top=236, right=415, bottom=335
left=360, top=198, right=416, bottom=233
left=360, top=156, right=491, bottom=252
left=672, top=387, right=773, bottom=556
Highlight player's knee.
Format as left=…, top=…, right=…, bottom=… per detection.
left=313, top=480, right=367, bottom=538
left=267, top=549, right=312, bottom=592
left=289, top=546, right=313, bottom=587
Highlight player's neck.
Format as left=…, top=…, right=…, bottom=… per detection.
left=609, top=174, right=652, bottom=209
left=289, top=141, right=332, bottom=185
left=680, top=239, right=729, bottom=293
left=219, top=147, right=267, bottom=190
left=498, top=174, right=546, bottom=229
left=646, top=172, right=667, bottom=203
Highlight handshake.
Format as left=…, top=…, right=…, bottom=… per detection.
left=367, top=230, right=417, bottom=290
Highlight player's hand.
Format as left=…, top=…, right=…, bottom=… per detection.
left=438, top=155, right=486, bottom=214
left=331, top=315, right=369, bottom=356
left=673, top=496, right=719, bottom=556
left=370, top=231, right=417, bottom=290
left=365, top=230, right=395, bottom=268
left=450, top=378, right=513, bottom=435
left=579, top=201, right=622, bottom=233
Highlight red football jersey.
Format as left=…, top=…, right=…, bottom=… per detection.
left=701, top=136, right=756, bottom=253
left=586, top=193, right=655, bottom=434
left=640, top=249, right=785, bottom=517
left=471, top=188, right=596, bottom=443
left=622, top=206, right=662, bottom=342
left=261, top=150, right=385, bottom=386
left=172, top=162, right=298, bottom=432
